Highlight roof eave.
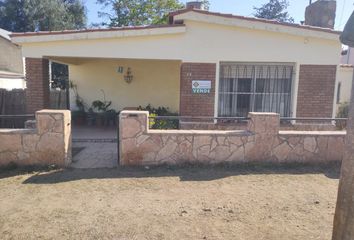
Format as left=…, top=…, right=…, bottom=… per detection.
left=11, top=24, right=186, bottom=44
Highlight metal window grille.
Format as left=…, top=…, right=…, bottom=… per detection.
left=218, top=63, right=293, bottom=117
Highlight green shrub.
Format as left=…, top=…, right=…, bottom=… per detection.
left=138, top=104, right=179, bottom=129
left=336, top=102, right=349, bottom=129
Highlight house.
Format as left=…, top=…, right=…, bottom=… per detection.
left=336, top=63, right=353, bottom=108
left=336, top=46, right=354, bottom=109
left=0, top=28, right=25, bottom=90
left=11, top=5, right=341, bottom=124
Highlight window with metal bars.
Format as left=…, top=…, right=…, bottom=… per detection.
left=218, top=63, right=293, bottom=117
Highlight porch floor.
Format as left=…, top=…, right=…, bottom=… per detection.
left=71, top=126, right=118, bottom=169
left=72, top=125, right=117, bottom=140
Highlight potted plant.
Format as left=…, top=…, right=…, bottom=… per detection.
left=91, top=90, right=113, bottom=126
left=70, top=81, right=87, bottom=125
left=72, top=110, right=86, bottom=125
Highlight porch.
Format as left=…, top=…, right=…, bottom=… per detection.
left=71, top=125, right=118, bottom=169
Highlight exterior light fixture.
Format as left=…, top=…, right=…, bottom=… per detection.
left=124, top=67, right=133, bottom=83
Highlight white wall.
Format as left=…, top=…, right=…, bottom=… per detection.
left=0, top=78, right=25, bottom=90
left=337, top=66, right=353, bottom=105
left=17, top=21, right=341, bottom=65
left=69, top=58, right=180, bottom=112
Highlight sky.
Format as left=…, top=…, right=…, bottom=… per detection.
left=86, top=0, right=354, bottom=30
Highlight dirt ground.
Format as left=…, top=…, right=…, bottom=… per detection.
left=0, top=163, right=340, bottom=240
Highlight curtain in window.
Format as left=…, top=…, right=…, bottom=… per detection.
left=218, top=64, right=293, bottom=117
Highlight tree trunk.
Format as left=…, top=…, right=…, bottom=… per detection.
left=332, top=71, right=354, bottom=239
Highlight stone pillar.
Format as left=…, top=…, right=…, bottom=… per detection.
left=119, top=110, right=149, bottom=166
left=332, top=72, right=354, bottom=239
left=25, top=58, right=50, bottom=114
left=246, top=112, right=280, bottom=161
left=35, top=109, right=72, bottom=167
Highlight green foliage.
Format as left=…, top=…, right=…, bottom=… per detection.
left=253, top=0, right=294, bottom=23
left=69, top=81, right=87, bottom=112
left=138, top=104, right=179, bottom=129
left=0, top=1, right=86, bottom=90
left=91, top=100, right=112, bottom=112
left=90, top=89, right=113, bottom=112
left=0, top=0, right=87, bottom=32
left=51, top=62, right=68, bottom=90
left=96, top=0, right=184, bottom=27
left=336, top=102, right=349, bottom=130
left=337, top=102, right=349, bottom=118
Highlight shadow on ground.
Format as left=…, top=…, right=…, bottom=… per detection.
left=0, top=162, right=340, bottom=184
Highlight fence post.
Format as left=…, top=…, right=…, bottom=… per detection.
left=35, top=109, right=72, bottom=166
left=119, top=110, right=149, bottom=166
left=246, top=112, right=280, bottom=161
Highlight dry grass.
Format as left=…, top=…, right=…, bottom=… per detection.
left=0, top=163, right=340, bottom=240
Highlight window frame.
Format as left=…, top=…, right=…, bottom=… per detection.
left=218, top=62, right=294, bottom=118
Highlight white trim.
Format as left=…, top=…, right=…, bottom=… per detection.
left=0, top=28, right=11, bottom=41
left=12, top=26, right=187, bottom=44
left=214, top=61, right=220, bottom=122
left=291, top=63, right=300, bottom=118
left=332, top=65, right=340, bottom=118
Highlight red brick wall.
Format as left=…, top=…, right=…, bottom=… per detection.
left=25, top=58, right=50, bottom=113
left=180, top=63, right=216, bottom=117
left=297, top=65, right=337, bottom=118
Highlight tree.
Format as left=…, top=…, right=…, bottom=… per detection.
left=0, top=0, right=87, bottom=32
left=51, top=62, right=69, bottom=90
left=253, top=0, right=294, bottom=23
left=0, top=0, right=86, bottom=98
left=96, top=0, right=210, bottom=27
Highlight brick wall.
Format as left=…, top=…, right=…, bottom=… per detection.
left=180, top=63, right=216, bottom=117
left=25, top=58, right=50, bottom=113
left=297, top=65, right=337, bottom=118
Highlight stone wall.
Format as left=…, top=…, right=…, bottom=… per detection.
left=0, top=110, right=71, bottom=167
left=119, top=111, right=345, bottom=166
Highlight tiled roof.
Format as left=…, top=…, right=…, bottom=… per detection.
left=169, top=8, right=341, bottom=35
left=10, top=24, right=184, bottom=37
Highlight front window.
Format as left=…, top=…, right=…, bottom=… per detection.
left=218, top=63, right=293, bottom=117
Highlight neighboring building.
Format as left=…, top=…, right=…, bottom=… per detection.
left=11, top=7, right=341, bottom=121
left=341, top=48, right=354, bottom=65
left=0, top=28, right=25, bottom=90
left=336, top=63, right=353, bottom=109
left=338, top=48, right=354, bottom=109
